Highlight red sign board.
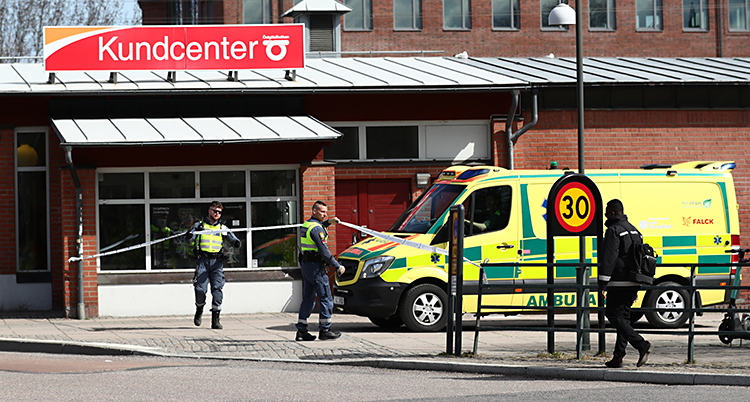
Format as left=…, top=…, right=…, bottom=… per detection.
left=44, top=25, right=305, bottom=72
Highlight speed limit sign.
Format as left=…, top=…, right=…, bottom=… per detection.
left=547, top=173, right=602, bottom=237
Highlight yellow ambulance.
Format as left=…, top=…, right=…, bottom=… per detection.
left=334, top=161, right=740, bottom=331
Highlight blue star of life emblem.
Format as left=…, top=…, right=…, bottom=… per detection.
left=430, top=253, right=441, bottom=264
left=714, top=235, right=722, bottom=245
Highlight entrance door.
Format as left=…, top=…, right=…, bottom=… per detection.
left=334, top=179, right=411, bottom=255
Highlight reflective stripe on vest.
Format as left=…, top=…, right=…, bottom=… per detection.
left=301, top=221, right=326, bottom=252
left=199, top=222, right=224, bottom=253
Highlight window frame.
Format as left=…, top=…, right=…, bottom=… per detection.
left=95, top=165, right=300, bottom=273
left=394, top=0, right=423, bottom=31
left=243, top=0, right=273, bottom=24
left=682, top=0, right=709, bottom=31
left=325, top=120, right=490, bottom=163
left=492, top=0, right=521, bottom=30
left=443, top=0, right=472, bottom=30
left=636, top=0, right=663, bottom=31
left=728, top=0, right=750, bottom=31
left=14, top=127, right=50, bottom=273
left=589, top=0, right=617, bottom=31
left=344, top=0, right=374, bottom=31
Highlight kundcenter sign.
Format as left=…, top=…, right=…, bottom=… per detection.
left=44, top=25, right=305, bottom=72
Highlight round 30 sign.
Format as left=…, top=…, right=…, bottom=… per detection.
left=554, top=182, right=596, bottom=233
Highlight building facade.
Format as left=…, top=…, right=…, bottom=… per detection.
left=139, top=0, right=750, bottom=57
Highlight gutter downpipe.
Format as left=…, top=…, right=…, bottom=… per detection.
left=507, top=89, right=539, bottom=170
left=64, top=146, right=85, bottom=320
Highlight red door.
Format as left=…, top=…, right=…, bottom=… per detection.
left=334, top=179, right=411, bottom=255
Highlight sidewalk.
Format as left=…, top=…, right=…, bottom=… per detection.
left=1, top=311, right=749, bottom=386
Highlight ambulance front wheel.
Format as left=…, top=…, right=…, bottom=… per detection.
left=400, top=283, right=448, bottom=332
left=644, top=281, right=690, bottom=329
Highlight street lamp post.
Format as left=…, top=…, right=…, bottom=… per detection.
left=549, top=1, right=595, bottom=356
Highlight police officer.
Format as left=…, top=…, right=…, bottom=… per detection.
left=186, top=201, right=241, bottom=330
left=296, top=201, right=345, bottom=341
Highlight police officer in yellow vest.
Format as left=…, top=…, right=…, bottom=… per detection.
left=186, top=201, right=241, bottom=329
left=296, top=201, right=345, bottom=341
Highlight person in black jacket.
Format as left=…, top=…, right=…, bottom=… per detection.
left=599, top=199, right=653, bottom=368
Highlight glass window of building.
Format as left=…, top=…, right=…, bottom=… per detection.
left=16, top=130, right=49, bottom=272
left=395, top=0, right=422, bottom=30
left=636, top=0, right=663, bottom=30
left=492, top=0, right=520, bottom=29
left=541, top=0, right=568, bottom=29
left=729, top=0, right=749, bottom=30
left=244, top=0, right=272, bottom=24
left=97, top=168, right=299, bottom=271
left=444, top=0, right=471, bottom=29
left=344, top=0, right=373, bottom=30
left=683, top=0, right=709, bottom=30
left=590, top=0, right=616, bottom=30
left=324, top=127, right=359, bottom=160
left=366, top=126, right=419, bottom=159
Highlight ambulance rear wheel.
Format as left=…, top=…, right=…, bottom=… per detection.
left=400, top=283, right=448, bottom=332
left=368, top=315, right=404, bottom=329
left=644, top=281, right=689, bottom=328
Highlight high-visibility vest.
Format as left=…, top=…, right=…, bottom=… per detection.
left=301, top=220, right=326, bottom=253
left=198, top=221, right=223, bottom=253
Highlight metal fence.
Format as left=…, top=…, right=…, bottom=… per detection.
left=472, top=261, right=750, bottom=362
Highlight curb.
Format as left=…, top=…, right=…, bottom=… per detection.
left=2, top=338, right=750, bottom=386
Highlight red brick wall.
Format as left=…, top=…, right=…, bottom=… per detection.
left=0, top=129, right=15, bottom=275
left=336, top=0, right=750, bottom=58
left=300, top=163, right=338, bottom=249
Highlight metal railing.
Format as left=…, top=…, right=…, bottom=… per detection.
left=472, top=261, right=750, bottom=362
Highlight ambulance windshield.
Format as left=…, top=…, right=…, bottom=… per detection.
left=389, top=184, right=465, bottom=234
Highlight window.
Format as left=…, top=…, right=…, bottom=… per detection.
left=344, top=0, right=373, bottom=30
left=166, top=0, right=214, bottom=24
left=16, top=130, right=49, bottom=272
left=395, top=0, right=422, bottom=30
left=541, top=0, right=568, bottom=29
left=244, top=0, right=272, bottom=24
left=683, top=0, right=708, bottom=30
left=462, top=186, right=512, bottom=237
left=729, top=0, right=749, bottom=31
left=97, top=168, right=299, bottom=271
left=325, top=121, right=490, bottom=163
left=636, top=0, right=662, bottom=30
left=444, top=0, right=471, bottom=29
left=493, top=0, right=520, bottom=29
left=590, top=0, right=616, bottom=30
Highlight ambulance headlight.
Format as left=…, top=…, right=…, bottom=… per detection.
left=360, top=256, right=395, bottom=279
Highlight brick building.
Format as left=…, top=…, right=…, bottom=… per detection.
left=0, top=56, right=748, bottom=319
left=138, top=0, right=750, bottom=57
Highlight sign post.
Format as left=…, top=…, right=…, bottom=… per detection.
left=546, top=173, right=602, bottom=356
left=446, top=204, right=464, bottom=356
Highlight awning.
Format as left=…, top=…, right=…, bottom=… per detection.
left=281, top=0, right=352, bottom=17
left=51, top=116, right=342, bottom=146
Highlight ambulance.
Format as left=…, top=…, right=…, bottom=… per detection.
left=333, top=161, right=741, bottom=332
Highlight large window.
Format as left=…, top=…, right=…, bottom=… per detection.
left=729, top=0, right=749, bottom=31
left=244, top=0, right=272, bottom=24
left=97, top=167, right=299, bottom=272
left=444, top=0, right=471, bottom=29
left=636, top=0, right=663, bottom=30
left=541, top=0, right=568, bottom=29
left=325, top=121, right=490, bottom=163
left=683, top=0, right=708, bottom=30
left=16, top=130, right=49, bottom=272
left=395, top=0, right=422, bottom=30
left=344, top=0, right=373, bottom=30
left=590, top=0, right=616, bottom=30
left=493, top=0, right=520, bottom=29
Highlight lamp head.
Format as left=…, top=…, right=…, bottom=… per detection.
left=548, top=2, right=576, bottom=26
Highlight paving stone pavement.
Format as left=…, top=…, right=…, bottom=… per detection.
left=1, top=311, right=750, bottom=385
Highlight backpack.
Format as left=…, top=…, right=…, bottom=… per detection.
left=627, top=232, right=657, bottom=285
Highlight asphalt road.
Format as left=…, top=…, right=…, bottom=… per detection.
left=1, top=352, right=749, bottom=401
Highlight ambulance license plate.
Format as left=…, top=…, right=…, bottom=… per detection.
left=334, top=296, right=344, bottom=305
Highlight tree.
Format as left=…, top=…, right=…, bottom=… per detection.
left=0, top=0, right=141, bottom=61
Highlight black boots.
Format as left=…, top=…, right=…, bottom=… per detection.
left=605, top=355, right=623, bottom=368
left=194, top=305, right=203, bottom=327
left=211, top=310, right=223, bottom=329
